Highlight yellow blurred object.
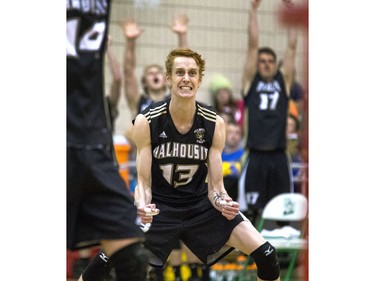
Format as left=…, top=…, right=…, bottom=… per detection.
left=163, top=251, right=192, bottom=281
left=222, top=162, right=241, bottom=177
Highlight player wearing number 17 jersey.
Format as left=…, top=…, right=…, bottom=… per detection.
left=67, top=1, right=148, bottom=280
left=238, top=0, right=297, bottom=224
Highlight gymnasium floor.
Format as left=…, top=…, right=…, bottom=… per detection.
left=67, top=250, right=307, bottom=281
left=67, top=266, right=306, bottom=281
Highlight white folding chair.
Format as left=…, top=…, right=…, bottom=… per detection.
left=238, top=193, right=308, bottom=281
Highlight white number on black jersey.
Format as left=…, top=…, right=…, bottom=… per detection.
left=160, top=164, right=199, bottom=188
left=67, top=18, right=106, bottom=58
left=259, top=91, right=279, bottom=110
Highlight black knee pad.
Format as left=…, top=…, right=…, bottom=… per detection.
left=250, top=241, right=280, bottom=280
left=110, top=242, right=149, bottom=281
left=81, top=251, right=112, bottom=281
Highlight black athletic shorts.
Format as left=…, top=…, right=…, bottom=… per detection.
left=242, top=149, right=293, bottom=211
left=67, top=146, right=144, bottom=250
left=143, top=195, right=248, bottom=267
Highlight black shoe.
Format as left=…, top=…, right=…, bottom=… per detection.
left=104, top=268, right=116, bottom=281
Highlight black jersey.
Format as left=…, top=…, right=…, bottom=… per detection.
left=137, top=94, right=171, bottom=115
left=141, top=98, right=217, bottom=206
left=244, top=70, right=289, bottom=151
left=67, top=0, right=113, bottom=147
left=137, top=94, right=154, bottom=115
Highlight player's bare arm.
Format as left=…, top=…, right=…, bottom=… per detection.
left=170, top=13, right=189, bottom=48
left=106, top=35, right=122, bottom=114
left=280, top=26, right=297, bottom=96
left=122, top=19, right=144, bottom=116
left=132, top=113, right=159, bottom=224
left=242, top=0, right=261, bottom=95
left=207, top=116, right=240, bottom=220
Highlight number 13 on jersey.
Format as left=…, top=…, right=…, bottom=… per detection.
left=160, top=164, right=199, bottom=188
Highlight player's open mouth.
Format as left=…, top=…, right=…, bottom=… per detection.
left=180, top=86, right=192, bottom=90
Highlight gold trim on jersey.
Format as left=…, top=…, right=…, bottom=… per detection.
left=144, top=102, right=168, bottom=123
left=197, top=104, right=216, bottom=123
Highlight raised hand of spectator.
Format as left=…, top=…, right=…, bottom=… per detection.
left=171, top=13, right=189, bottom=48
left=282, top=0, right=294, bottom=8
left=122, top=18, right=144, bottom=41
left=251, top=0, right=261, bottom=9
left=170, top=13, right=189, bottom=35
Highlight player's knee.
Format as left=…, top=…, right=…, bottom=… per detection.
left=250, top=241, right=280, bottom=280
left=110, top=242, right=149, bottom=281
left=81, top=251, right=112, bottom=281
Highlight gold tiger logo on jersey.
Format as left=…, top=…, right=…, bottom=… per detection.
left=194, top=128, right=205, bottom=144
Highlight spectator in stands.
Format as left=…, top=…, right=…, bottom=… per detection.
left=222, top=121, right=245, bottom=202
left=278, top=59, right=305, bottom=121
left=218, top=112, right=235, bottom=129
left=105, top=35, right=123, bottom=133
left=121, top=19, right=168, bottom=126
left=121, top=13, right=189, bottom=127
left=287, top=113, right=303, bottom=193
left=209, top=73, right=245, bottom=129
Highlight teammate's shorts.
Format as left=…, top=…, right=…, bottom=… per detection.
left=67, top=146, right=144, bottom=250
left=171, top=240, right=182, bottom=250
left=143, top=195, right=248, bottom=266
left=241, top=149, right=293, bottom=211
